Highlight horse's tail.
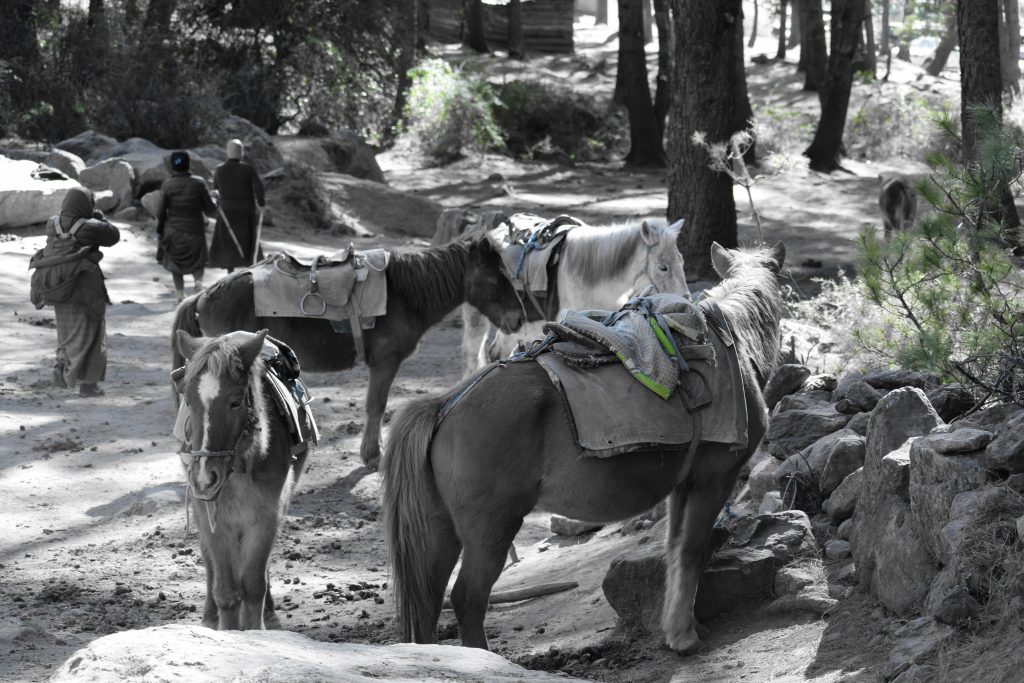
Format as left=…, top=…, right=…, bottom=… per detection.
left=381, top=393, right=446, bottom=643
left=170, top=292, right=204, bottom=371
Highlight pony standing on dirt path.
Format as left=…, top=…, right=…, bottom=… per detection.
left=173, top=329, right=308, bottom=630
left=462, top=220, right=689, bottom=372
left=171, top=234, right=525, bottom=470
left=382, top=242, right=785, bottom=653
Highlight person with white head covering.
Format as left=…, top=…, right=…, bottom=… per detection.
left=210, top=138, right=265, bottom=272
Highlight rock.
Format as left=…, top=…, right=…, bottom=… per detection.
left=892, top=664, right=937, bottom=683
left=763, top=364, right=812, bottom=410
left=882, top=617, right=954, bottom=680
left=773, top=393, right=830, bottom=414
left=923, top=566, right=979, bottom=625
left=1017, top=514, right=1024, bottom=542
left=43, top=149, right=85, bottom=180
left=853, top=388, right=943, bottom=615
left=833, top=559, right=857, bottom=584
left=801, top=373, right=838, bottom=393
left=819, top=433, right=867, bottom=496
left=740, top=448, right=773, bottom=481
left=952, top=403, right=1022, bottom=432
left=774, top=429, right=864, bottom=512
left=112, top=205, right=150, bottom=222
left=834, top=398, right=860, bottom=414
left=983, top=412, right=1024, bottom=473
left=834, top=379, right=882, bottom=412
left=321, top=172, right=442, bottom=239
left=100, top=142, right=213, bottom=193
left=926, top=428, right=992, bottom=454
left=79, top=159, right=135, bottom=211
left=767, top=590, right=838, bottom=615
left=0, top=156, right=81, bottom=228
left=909, top=437, right=991, bottom=564
left=837, top=518, right=853, bottom=540
left=432, top=208, right=479, bottom=245
left=773, top=564, right=818, bottom=596
left=93, top=189, right=118, bottom=213
left=603, top=512, right=817, bottom=632
left=140, top=190, right=163, bottom=220
left=824, top=539, right=851, bottom=560
left=202, top=114, right=285, bottom=175
left=863, top=368, right=938, bottom=391
left=51, top=624, right=575, bottom=682
left=823, top=467, right=863, bottom=523
left=759, top=491, right=784, bottom=513
left=748, top=454, right=781, bottom=503
left=926, top=384, right=973, bottom=422
left=765, top=404, right=850, bottom=458
left=275, top=132, right=385, bottom=183
left=1007, top=473, right=1024, bottom=493
left=846, top=411, right=870, bottom=436
left=550, top=516, right=602, bottom=537
left=54, top=129, right=119, bottom=161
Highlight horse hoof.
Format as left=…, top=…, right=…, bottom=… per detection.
left=665, top=628, right=705, bottom=655
left=670, top=636, right=706, bottom=656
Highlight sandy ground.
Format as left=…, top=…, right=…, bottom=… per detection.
left=0, top=19, right=966, bottom=683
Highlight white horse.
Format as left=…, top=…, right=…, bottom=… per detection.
left=463, top=219, right=689, bottom=372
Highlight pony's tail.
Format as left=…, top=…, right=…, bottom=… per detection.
left=381, top=394, right=446, bottom=643
left=170, top=292, right=203, bottom=370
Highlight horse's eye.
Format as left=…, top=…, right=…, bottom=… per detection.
left=230, top=400, right=242, bottom=409
left=658, top=264, right=669, bottom=272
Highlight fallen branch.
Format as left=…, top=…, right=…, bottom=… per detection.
left=442, top=581, right=578, bottom=609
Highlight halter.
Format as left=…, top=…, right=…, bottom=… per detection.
left=179, top=382, right=259, bottom=481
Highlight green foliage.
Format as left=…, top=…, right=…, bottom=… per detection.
left=858, top=105, right=1024, bottom=403
left=847, top=85, right=959, bottom=161
left=402, top=59, right=503, bottom=163
left=493, top=80, right=617, bottom=162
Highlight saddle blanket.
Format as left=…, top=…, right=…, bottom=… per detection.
left=251, top=248, right=388, bottom=325
left=496, top=213, right=579, bottom=296
left=534, top=309, right=747, bottom=458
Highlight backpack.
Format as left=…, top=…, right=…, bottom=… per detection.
left=29, top=217, right=91, bottom=308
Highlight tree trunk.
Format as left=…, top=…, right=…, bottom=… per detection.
left=777, top=0, right=789, bottom=59
left=618, top=0, right=666, bottom=166
left=418, top=0, right=430, bottom=52
left=863, top=0, right=877, bottom=75
left=896, top=0, right=911, bottom=60
left=959, top=0, right=1020, bottom=231
left=880, top=0, right=890, bottom=54
left=143, top=0, right=176, bottom=35
left=667, top=0, right=744, bottom=278
left=749, top=0, right=759, bottom=48
left=0, top=0, right=40, bottom=114
left=509, top=0, right=524, bottom=59
left=653, top=0, right=673, bottom=141
left=926, top=10, right=958, bottom=77
left=464, top=0, right=489, bottom=53
left=643, top=0, right=654, bottom=43
left=384, top=0, right=418, bottom=146
left=789, top=0, right=801, bottom=48
left=801, top=0, right=829, bottom=91
left=596, top=0, right=609, bottom=25
left=735, top=2, right=757, bottom=164
left=999, top=0, right=1021, bottom=93
left=804, top=0, right=867, bottom=172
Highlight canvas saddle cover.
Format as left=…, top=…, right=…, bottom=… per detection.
left=251, top=247, right=389, bottom=325
left=496, top=213, right=580, bottom=297
left=534, top=298, right=748, bottom=457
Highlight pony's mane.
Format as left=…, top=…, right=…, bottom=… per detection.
left=560, top=223, right=645, bottom=287
left=387, top=239, right=471, bottom=310
left=703, top=248, right=783, bottom=387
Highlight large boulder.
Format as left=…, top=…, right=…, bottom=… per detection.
left=43, top=149, right=86, bottom=180
left=602, top=511, right=818, bottom=633
left=852, top=387, right=944, bottom=615
left=764, top=403, right=850, bottom=458
left=883, top=617, right=954, bottom=680
left=203, top=115, right=285, bottom=175
left=763, top=364, right=812, bottom=411
left=97, top=139, right=214, bottom=194
left=78, top=159, right=135, bottom=212
left=140, top=190, right=163, bottom=220
left=276, top=132, right=386, bottom=183
left=862, top=368, right=939, bottom=391
left=982, top=412, right=1024, bottom=473
left=773, top=429, right=864, bottom=511
left=0, top=157, right=81, bottom=228
left=823, top=467, right=863, bottom=522
left=926, top=384, right=973, bottom=422
left=51, top=624, right=576, bottom=682
left=320, top=172, right=443, bottom=239
left=54, top=129, right=119, bottom=161
left=909, top=432, right=993, bottom=565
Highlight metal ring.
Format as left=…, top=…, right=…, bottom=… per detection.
left=300, top=291, right=327, bottom=316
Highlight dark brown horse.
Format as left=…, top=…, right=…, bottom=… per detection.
left=172, top=234, right=525, bottom=469
left=381, top=242, right=785, bottom=652
left=174, top=329, right=307, bottom=630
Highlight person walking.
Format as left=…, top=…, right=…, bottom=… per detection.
left=30, top=187, right=120, bottom=398
left=157, top=151, right=215, bottom=301
left=210, top=138, right=265, bottom=272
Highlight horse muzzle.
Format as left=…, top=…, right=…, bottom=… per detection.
left=498, top=309, right=526, bottom=334
left=185, top=453, right=232, bottom=501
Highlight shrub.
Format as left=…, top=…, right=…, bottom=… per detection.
left=846, top=84, right=959, bottom=161
left=402, top=58, right=503, bottom=163
left=858, top=105, right=1024, bottom=403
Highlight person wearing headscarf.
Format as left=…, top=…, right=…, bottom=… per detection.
left=156, top=151, right=216, bottom=301
left=210, top=139, right=265, bottom=272
left=32, top=187, right=120, bottom=397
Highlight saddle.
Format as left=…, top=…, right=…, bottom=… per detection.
left=251, top=247, right=389, bottom=361
left=496, top=213, right=581, bottom=320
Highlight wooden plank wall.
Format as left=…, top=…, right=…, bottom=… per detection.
left=429, top=0, right=575, bottom=54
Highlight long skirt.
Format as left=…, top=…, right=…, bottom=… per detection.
left=161, top=226, right=208, bottom=275
left=209, top=209, right=258, bottom=269
left=54, top=303, right=106, bottom=386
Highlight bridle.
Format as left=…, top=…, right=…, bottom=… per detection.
left=178, top=382, right=260, bottom=494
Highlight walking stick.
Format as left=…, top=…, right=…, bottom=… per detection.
left=216, top=205, right=246, bottom=259
left=252, top=207, right=264, bottom=265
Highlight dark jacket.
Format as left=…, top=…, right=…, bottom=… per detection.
left=214, top=159, right=265, bottom=212
left=158, top=172, right=216, bottom=236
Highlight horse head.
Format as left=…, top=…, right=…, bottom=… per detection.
left=635, top=219, right=690, bottom=301
left=710, top=240, right=786, bottom=279
left=464, top=233, right=526, bottom=334
left=174, top=329, right=270, bottom=501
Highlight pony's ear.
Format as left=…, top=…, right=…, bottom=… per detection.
left=238, top=329, right=269, bottom=369
left=666, top=218, right=684, bottom=236
left=710, top=242, right=733, bottom=278
left=475, top=233, right=495, bottom=255
left=640, top=221, right=659, bottom=246
left=175, top=329, right=202, bottom=361
left=768, top=241, right=786, bottom=273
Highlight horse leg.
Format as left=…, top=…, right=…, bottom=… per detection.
left=238, top=527, right=276, bottom=629
left=662, top=453, right=742, bottom=654
left=415, top=517, right=462, bottom=643
left=450, top=518, right=523, bottom=649
left=200, top=549, right=219, bottom=629
left=360, top=360, right=400, bottom=470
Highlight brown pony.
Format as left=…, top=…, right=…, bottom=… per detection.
left=171, top=234, right=525, bottom=470
left=381, top=242, right=785, bottom=652
left=175, top=329, right=307, bottom=630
